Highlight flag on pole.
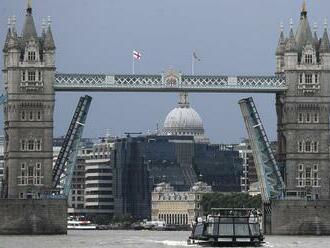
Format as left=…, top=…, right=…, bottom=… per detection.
left=133, top=50, right=142, bottom=60
left=193, top=51, right=200, bottom=61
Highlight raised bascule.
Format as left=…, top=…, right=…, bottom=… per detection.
left=1, top=1, right=330, bottom=235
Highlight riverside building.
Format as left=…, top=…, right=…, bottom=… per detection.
left=151, top=182, right=212, bottom=226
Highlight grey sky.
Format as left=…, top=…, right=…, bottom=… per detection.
left=1, top=0, right=330, bottom=143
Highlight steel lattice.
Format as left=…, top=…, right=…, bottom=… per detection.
left=54, top=73, right=286, bottom=93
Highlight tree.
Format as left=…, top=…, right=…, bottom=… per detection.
left=201, top=193, right=262, bottom=214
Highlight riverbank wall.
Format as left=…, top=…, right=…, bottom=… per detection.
left=0, top=199, right=67, bottom=235
left=270, top=199, right=330, bottom=235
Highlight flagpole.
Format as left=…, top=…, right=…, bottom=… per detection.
left=191, top=53, right=195, bottom=75
left=132, top=54, right=135, bottom=74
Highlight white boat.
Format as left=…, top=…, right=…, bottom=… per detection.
left=67, top=218, right=97, bottom=230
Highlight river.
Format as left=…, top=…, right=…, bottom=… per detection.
left=0, top=230, right=329, bottom=248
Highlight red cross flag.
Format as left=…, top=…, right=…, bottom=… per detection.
left=133, top=50, right=142, bottom=60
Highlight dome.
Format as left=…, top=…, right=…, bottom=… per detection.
left=162, top=93, right=209, bottom=143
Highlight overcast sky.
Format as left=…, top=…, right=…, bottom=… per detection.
left=1, top=0, right=330, bottom=143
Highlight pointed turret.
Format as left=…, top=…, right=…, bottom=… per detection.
left=3, top=17, right=12, bottom=52
left=313, top=23, right=319, bottom=49
left=44, top=17, right=56, bottom=50
left=319, top=20, right=330, bottom=53
left=276, top=23, right=286, bottom=55
left=285, top=20, right=297, bottom=52
left=295, top=1, right=314, bottom=51
left=22, top=0, right=38, bottom=41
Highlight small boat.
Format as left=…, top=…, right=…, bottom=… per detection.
left=187, top=208, right=264, bottom=247
left=67, top=216, right=97, bottom=230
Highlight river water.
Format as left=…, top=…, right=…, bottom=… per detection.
left=0, top=230, right=330, bottom=248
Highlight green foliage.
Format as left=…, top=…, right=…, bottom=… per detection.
left=201, top=193, right=262, bottom=214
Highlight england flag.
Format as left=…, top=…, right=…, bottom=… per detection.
left=133, top=50, right=142, bottom=60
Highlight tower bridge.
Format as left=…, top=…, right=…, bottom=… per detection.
left=54, top=73, right=286, bottom=93
left=2, top=1, right=330, bottom=235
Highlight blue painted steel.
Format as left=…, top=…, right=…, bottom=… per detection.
left=0, top=94, right=7, bottom=105
left=52, top=95, right=92, bottom=197
left=239, top=97, right=285, bottom=204
left=54, top=73, right=287, bottom=93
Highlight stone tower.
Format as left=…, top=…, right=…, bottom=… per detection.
left=2, top=2, right=55, bottom=198
left=276, top=4, right=330, bottom=200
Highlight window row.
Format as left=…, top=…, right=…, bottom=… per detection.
left=298, top=140, right=319, bottom=153
left=18, top=162, right=43, bottom=185
left=20, top=139, right=42, bottom=151
left=297, top=164, right=320, bottom=187
left=298, top=112, right=319, bottom=123
left=22, top=70, right=42, bottom=82
left=21, top=110, right=42, bottom=121
left=299, top=73, right=319, bottom=84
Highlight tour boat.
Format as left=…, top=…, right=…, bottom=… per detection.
left=187, top=208, right=264, bottom=246
left=67, top=217, right=97, bottom=230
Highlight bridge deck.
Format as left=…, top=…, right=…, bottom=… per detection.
left=54, top=73, right=286, bottom=93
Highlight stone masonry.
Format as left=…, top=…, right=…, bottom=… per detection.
left=2, top=2, right=55, bottom=198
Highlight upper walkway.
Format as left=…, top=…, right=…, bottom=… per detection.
left=54, top=70, right=286, bottom=93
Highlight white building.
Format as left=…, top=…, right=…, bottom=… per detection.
left=151, top=182, right=212, bottom=226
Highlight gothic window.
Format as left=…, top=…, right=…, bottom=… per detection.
left=22, top=71, right=26, bottom=81
left=20, top=139, right=26, bottom=151
left=29, top=111, right=33, bottom=121
left=305, top=54, right=313, bottom=64
left=314, top=74, right=319, bottom=84
left=35, top=139, right=42, bottom=151
left=305, top=74, right=313, bottom=84
left=313, top=113, right=319, bottom=123
left=28, top=166, right=34, bottom=177
left=299, top=74, right=303, bottom=84
left=35, top=162, right=42, bottom=185
left=306, top=113, right=311, bottom=123
left=298, top=141, right=304, bottom=152
left=306, top=167, right=311, bottom=178
left=28, top=51, right=36, bottom=61
left=28, top=140, right=34, bottom=151
left=28, top=71, right=36, bottom=81
left=305, top=141, right=311, bottom=152
left=37, top=111, right=41, bottom=120
left=313, top=141, right=318, bottom=153
left=299, top=164, right=304, bottom=171
left=21, top=111, right=26, bottom=120
left=313, top=164, right=318, bottom=171
left=38, top=71, right=42, bottom=81
left=298, top=112, right=303, bottom=123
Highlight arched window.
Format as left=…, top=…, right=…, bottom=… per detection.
left=313, top=141, right=318, bottom=153
left=305, top=141, right=311, bottom=152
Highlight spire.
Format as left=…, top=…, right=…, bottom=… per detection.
left=301, top=0, right=307, bottom=17
left=178, top=92, right=190, bottom=108
left=3, top=18, right=12, bottom=52
left=285, top=19, right=297, bottom=52
left=295, top=1, right=314, bottom=51
left=276, top=23, right=286, bottom=55
left=27, top=0, right=32, bottom=14
left=44, top=16, right=56, bottom=50
left=319, top=19, right=330, bottom=53
left=313, top=22, right=319, bottom=47
left=22, top=0, right=38, bottom=41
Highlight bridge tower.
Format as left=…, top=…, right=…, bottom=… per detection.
left=2, top=2, right=55, bottom=198
left=276, top=4, right=330, bottom=200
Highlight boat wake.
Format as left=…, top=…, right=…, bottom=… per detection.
left=152, top=240, right=197, bottom=247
